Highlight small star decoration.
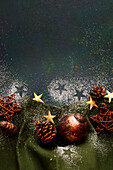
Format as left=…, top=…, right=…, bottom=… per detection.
left=43, top=111, right=56, bottom=124
left=104, top=90, right=113, bottom=103
left=86, top=96, right=98, bottom=110
left=33, top=93, right=44, bottom=103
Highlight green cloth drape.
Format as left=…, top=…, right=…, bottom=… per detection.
left=0, top=97, right=113, bottom=170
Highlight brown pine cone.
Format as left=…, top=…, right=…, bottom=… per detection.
left=35, top=119, right=57, bottom=144
left=0, top=121, right=18, bottom=134
left=90, top=85, right=106, bottom=101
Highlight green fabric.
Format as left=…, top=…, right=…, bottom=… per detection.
left=0, top=97, right=113, bottom=170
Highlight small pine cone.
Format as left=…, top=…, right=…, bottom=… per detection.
left=90, top=85, right=105, bottom=101
left=0, top=121, right=18, bottom=134
left=35, top=119, right=57, bottom=144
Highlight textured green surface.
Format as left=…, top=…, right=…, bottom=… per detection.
left=0, top=97, right=113, bottom=170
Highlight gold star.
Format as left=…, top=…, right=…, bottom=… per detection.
left=43, top=111, right=56, bottom=124
left=33, top=92, right=44, bottom=103
left=104, top=90, right=113, bottom=103
left=86, top=96, right=98, bottom=110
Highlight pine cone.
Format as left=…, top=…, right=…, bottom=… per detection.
left=90, top=85, right=105, bottom=101
left=35, top=119, right=57, bottom=144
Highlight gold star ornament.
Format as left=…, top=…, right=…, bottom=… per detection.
left=43, top=111, right=56, bottom=124
left=86, top=96, right=98, bottom=110
left=33, top=93, right=44, bottom=103
left=104, top=90, right=113, bottom=103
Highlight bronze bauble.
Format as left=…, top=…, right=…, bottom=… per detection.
left=58, top=113, right=88, bottom=143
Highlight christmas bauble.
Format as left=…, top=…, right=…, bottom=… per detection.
left=58, top=113, right=88, bottom=143
left=35, top=119, right=57, bottom=144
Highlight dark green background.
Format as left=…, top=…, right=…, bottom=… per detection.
left=0, top=0, right=113, bottom=106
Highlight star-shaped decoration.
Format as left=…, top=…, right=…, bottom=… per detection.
left=74, top=89, right=86, bottom=101
left=104, top=90, right=113, bottom=103
left=86, top=96, right=98, bottom=110
left=43, top=111, right=56, bottom=124
left=55, top=83, right=67, bottom=95
left=15, top=85, right=26, bottom=97
left=33, top=93, right=44, bottom=103
left=89, top=103, right=113, bottom=134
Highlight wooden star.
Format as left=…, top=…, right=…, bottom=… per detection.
left=104, top=90, right=113, bottom=103
left=33, top=93, right=44, bottom=103
left=43, top=111, right=56, bottom=124
left=86, top=96, right=98, bottom=110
